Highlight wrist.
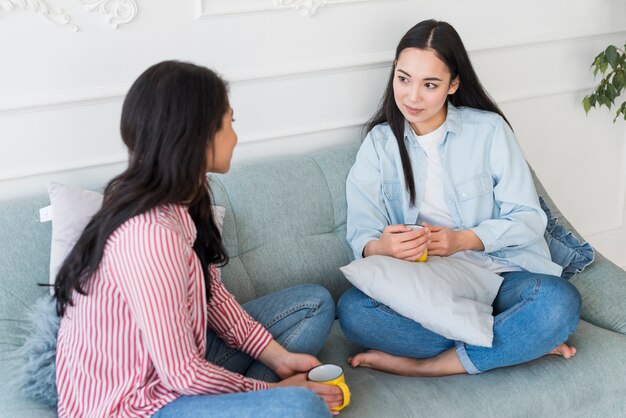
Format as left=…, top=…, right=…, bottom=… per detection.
left=258, top=340, right=287, bottom=370
left=363, top=239, right=379, bottom=257
left=458, top=230, right=484, bottom=252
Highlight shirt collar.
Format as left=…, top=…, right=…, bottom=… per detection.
left=168, top=204, right=198, bottom=246
left=446, top=102, right=461, bottom=135
left=404, top=102, right=461, bottom=142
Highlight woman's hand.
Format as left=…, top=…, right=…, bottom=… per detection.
left=258, top=340, right=320, bottom=379
left=272, top=352, right=322, bottom=379
left=364, top=224, right=429, bottom=261
left=424, top=223, right=484, bottom=256
left=268, top=373, right=344, bottom=413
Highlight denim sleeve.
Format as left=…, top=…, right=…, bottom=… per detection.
left=346, top=133, right=390, bottom=259
left=470, top=118, right=548, bottom=254
left=540, top=196, right=595, bottom=279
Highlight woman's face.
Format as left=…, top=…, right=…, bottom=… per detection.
left=393, top=48, right=459, bottom=135
left=207, top=107, right=237, bottom=174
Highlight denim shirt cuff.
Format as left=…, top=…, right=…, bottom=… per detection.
left=470, top=225, right=499, bottom=254
left=352, top=234, right=379, bottom=259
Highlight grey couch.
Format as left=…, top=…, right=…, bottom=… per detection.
left=2, top=143, right=626, bottom=417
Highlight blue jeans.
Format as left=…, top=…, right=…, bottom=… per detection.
left=153, top=284, right=334, bottom=417
left=337, top=271, right=581, bottom=374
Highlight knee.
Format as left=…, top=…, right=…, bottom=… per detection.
left=275, top=387, right=330, bottom=417
left=299, top=284, right=335, bottom=323
left=538, top=276, right=582, bottom=333
left=337, top=287, right=369, bottom=340
left=337, top=287, right=360, bottom=322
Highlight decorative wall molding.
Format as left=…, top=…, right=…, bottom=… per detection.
left=0, top=0, right=138, bottom=31
left=0, top=85, right=127, bottom=116
left=275, top=0, right=326, bottom=17
left=0, top=0, right=78, bottom=31
left=0, top=119, right=366, bottom=181
left=0, top=154, right=127, bottom=181
left=80, top=0, right=137, bottom=28
left=3, top=26, right=626, bottom=116
left=196, top=0, right=381, bottom=18
left=0, top=85, right=610, bottom=182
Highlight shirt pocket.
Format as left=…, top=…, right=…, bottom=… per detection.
left=455, top=173, right=493, bottom=201
left=383, top=183, right=404, bottom=201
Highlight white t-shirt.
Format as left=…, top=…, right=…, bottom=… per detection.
left=413, top=123, right=519, bottom=274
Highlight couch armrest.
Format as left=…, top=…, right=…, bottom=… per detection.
left=571, top=252, right=626, bottom=335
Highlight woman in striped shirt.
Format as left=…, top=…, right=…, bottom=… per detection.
left=54, top=61, right=342, bottom=417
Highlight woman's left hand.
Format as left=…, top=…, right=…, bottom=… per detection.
left=259, top=340, right=321, bottom=379
left=273, top=352, right=321, bottom=379
left=424, top=223, right=484, bottom=256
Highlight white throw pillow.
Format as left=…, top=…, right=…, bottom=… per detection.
left=45, top=182, right=226, bottom=293
left=340, top=255, right=504, bottom=347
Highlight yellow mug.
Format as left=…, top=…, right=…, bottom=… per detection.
left=404, top=224, right=428, bottom=262
left=307, top=364, right=351, bottom=412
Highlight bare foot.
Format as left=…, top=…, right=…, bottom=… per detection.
left=548, top=343, right=576, bottom=359
left=348, top=348, right=465, bottom=377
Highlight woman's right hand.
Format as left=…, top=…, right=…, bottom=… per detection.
left=268, top=373, right=344, bottom=412
left=364, top=224, right=430, bottom=261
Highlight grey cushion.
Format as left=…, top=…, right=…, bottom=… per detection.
left=319, top=320, right=626, bottom=418
left=532, top=170, right=626, bottom=336
left=210, top=144, right=357, bottom=304
left=0, top=198, right=55, bottom=418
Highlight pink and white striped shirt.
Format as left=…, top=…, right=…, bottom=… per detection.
left=56, top=204, right=273, bottom=417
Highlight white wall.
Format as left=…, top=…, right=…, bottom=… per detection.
left=1, top=0, right=625, bottom=267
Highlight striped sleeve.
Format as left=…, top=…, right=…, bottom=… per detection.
left=110, top=222, right=269, bottom=395
left=206, top=266, right=273, bottom=359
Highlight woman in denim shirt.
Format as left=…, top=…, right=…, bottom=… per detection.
left=337, top=20, right=582, bottom=376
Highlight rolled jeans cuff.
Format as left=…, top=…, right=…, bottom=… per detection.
left=455, top=341, right=482, bottom=375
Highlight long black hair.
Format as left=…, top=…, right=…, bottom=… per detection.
left=367, top=19, right=510, bottom=206
left=54, top=60, right=229, bottom=316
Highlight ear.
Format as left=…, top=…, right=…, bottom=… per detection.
left=448, top=76, right=460, bottom=95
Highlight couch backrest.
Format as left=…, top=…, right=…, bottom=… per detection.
left=209, top=143, right=359, bottom=303
left=0, top=142, right=585, bottom=344
left=0, top=196, right=52, bottom=349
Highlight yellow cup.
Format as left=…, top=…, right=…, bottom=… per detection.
left=404, top=224, right=428, bottom=262
left=307, top=364, right=351, bottom=412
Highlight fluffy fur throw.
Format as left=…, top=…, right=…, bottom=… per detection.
left=12, top=294, right=59, bottom=408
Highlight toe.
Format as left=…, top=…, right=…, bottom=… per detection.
left=349, top=354, right=363, bottom=367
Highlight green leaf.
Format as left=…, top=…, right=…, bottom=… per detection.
left=593, top=53, right=609, bottom=75
left=583, top=96, right=591, bottom=113
left=614, top=70, right=625, bottom=90
left=599, top=95, right=611, bottom=108
left=597, top=95, right=605, bottom=107
left=606, top=45, right=619, bottom=70
left=601, top=61, right=609, bottom=74
left=586, top=46, right=626, bottom=121
left=613, top=102, right=626, bottom=123
left=607, top=84, right=617, bottom=103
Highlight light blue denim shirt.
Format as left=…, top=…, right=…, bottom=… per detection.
left=346, top=104, right=563, bottom=276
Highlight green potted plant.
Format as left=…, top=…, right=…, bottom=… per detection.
left=583, top=43, right=626, bottom=122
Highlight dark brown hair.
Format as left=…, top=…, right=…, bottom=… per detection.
left=54, top=61, right=229, bottom=316
left=367, top=20, right=510, bottom=206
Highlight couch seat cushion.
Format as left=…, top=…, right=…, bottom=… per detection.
left=318, top=319, right=626, bottom=417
